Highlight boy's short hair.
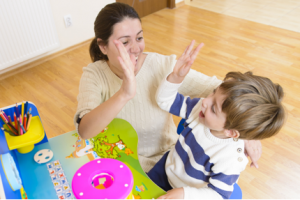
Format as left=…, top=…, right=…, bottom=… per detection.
left=220, top=71, right=285, bottom=140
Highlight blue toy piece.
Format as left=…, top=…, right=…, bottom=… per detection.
left=0, top=151, right=22, bottom=199
left=176, top=118, right=242, bottom=199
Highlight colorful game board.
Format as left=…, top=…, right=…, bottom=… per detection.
left=10, top=118, right=166, bottom=199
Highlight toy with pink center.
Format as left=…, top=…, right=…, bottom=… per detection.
left=72, top=158, right=134, bottom=199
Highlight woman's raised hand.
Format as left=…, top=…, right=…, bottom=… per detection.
left=167, top=40, right=204, bottom=83
left=114, top=40, right=136, bottom=100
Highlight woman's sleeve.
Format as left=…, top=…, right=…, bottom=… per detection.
left=73, top=67, right=104, bottom=133
left=178, top=69, right=222, bottom=98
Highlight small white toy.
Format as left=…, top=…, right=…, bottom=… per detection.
left=34, top=149, right=53, bottom=164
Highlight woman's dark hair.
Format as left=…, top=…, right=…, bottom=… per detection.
left=89, top=2, right=141, bottom=62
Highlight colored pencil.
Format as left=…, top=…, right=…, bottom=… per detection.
left=0, top=113, right=6, bottom=123
left=1, top=111, right=17, bottom=133
left=24, top=101, right=27, bottom=116
left=27, top=114, right=32, bottom=131
left=1, top=127, right=15, bottom=136
left=17, top=117, right=21, bottom=135
left=20, top=123, right=26, bottom=133
left=19, top=116, right=23, bottom=135
left=0, top=110, right=9, bottom=122
left=15, top=103, right=20, bottom=118
left=8, top=124, right=18, bottom=136
left=29, top=107, right=32, bottom=115
left=23, top=114, right=26, bottom=126
left=8, top=115, right=12, bottom=124
left=13, top=113, right=18, bottom=131
left=1, top=116, right=18, bottom=136
left=7, top=121, right=18, bottom=133
left=21, top=101, right=24, bottom=121
left=23, top=114, right=27, bottom=131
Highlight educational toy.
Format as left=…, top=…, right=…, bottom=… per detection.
left=72, top=158, right=134, bottom=199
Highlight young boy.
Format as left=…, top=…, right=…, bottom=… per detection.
left=147, top=43, right=285, bottom=199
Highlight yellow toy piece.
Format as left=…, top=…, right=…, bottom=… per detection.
left=4, top=116, right=45, bottom=153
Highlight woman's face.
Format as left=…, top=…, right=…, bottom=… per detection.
left=99, top=18, right=145, bottom=75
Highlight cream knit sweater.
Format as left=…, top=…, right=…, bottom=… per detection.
left=74, top=52, right=222, bottom=172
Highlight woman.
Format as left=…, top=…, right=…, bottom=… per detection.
left=74, top=2, right=261, bottom=172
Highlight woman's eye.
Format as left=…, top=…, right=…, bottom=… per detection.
left=137, top=37, right=143, bottom=41
left=122, top=41, right=128, bottom=45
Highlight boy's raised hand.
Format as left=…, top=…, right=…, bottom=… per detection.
left=167, top=40, right=204, bottom=83
left=114, top=40, right=136, bottom=100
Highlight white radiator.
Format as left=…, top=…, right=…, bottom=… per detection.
left=0, top=0, right=59, bottom=71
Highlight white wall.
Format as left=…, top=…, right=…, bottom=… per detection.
left=1, top=0, right=114, bottom=74
left=1, top=0, right=184, bottom=74
left=49, top=0, right=115, bottom=53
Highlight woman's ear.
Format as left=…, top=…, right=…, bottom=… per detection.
left=97, top=38, right=107, bottom=55
left=225, top=129, right=240, bottom=138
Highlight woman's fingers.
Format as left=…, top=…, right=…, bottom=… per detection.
left=117, top=56, right=126, bottom=70
left=114, top=40, right=135, bottom=72
left=114, top=40, right=131, bottom=62
left=129, top=54, right=136, bottom=67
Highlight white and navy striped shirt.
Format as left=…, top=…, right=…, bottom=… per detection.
left=156, top=76, right=248, bottom=199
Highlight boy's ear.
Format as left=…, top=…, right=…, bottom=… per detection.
left=97, top=38, right=107, bottom=55
left=225, top=129, right=240, bottom=138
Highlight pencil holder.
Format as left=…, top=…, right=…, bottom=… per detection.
left=3, top=116, right=45, bottom=154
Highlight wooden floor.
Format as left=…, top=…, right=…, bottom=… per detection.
left=1, top=5, right=300, bottom=199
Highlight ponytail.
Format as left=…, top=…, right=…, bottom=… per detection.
left=89, top=38, right=108, bottom=62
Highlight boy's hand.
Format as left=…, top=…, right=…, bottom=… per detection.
left=167, top=40, right=204, bottom=83
left=157, top=188, right=184, bottom=199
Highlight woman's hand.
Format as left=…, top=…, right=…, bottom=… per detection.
left=114, top=40, right=136, bottom=100
left=244, top=140, right=262, bottom=168
left=157, top=188, right=184, bottom=199
left=167, top=40, right=204, bottom=83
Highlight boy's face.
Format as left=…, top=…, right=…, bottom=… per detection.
left=199, top=87, right=227, bottom=135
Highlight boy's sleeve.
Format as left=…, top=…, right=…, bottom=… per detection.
left=183, top=154, right=248, bottom=199
left=179, top=69, right=222, bottom=98
left=155, top=75, right=201, bottom=119
left=183, top=172, right=240, bottom=199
